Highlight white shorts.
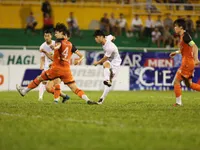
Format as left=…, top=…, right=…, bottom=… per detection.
left=105, top=60, right=120, bottom=79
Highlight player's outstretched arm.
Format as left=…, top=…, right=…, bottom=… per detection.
left=40, top=56, right=45, bottom=70
left=40, top=49, right=53, bottom=61
left=93, top=56, right=109, bottom=66
left=192, top=44, right=200, bottom=65
left=74, top=50, right=84, bottom=65
left=51, top=42, right=61, bottom=50
left=169, top=50, right=180, bottom=58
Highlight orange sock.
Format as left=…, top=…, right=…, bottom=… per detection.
left=74, top=88, right=85, bottom=98
left=174, top=84, right=181, bottom=97
left=54, top=84, right=60, bottom=99
left=190, top=83, right=200, bottom=91
left=28, top=78, right=40, bottom=89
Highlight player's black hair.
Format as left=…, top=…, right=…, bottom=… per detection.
left=65, top=30, right=71, bottom=38
left=44, top=29, right=52, bottom=35
left=93, top=30, right=105, bottom=37
left=54, top=23, right=68, bottom=35
left=174, top=19, right=186, bottom=30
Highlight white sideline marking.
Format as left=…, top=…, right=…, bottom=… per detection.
left=0, top=112, right=125, bottom=128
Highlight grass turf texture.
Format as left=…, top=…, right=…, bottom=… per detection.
left=0, top=91, right=200, bottom=150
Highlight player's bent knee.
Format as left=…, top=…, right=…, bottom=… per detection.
left=103, top=62, right=110, bottom=68
left=54, top=84, right=60, bottom=90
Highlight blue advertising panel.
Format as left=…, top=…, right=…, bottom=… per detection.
left=21, top=69, right=42, bottom=87
left=86, top=51, right=200, bottom=90
left=86, top=51, right=183, bottom=68
left=130, top=67, right=200, bottom=90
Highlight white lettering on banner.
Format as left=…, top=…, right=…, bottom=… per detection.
left=139, top=67, right=154, bottom=86
left=148, top=59, right=173, bottom=67
left=163, top=70, right=172, bottom=86
left=8, top=65, right=129, bottom=91
left=22, top=80, right=32, bottom=85
left=121, top=54, right=141, bottom=67
left=139, top=67, right=172, bottom=86
left=0, top=50, right=86, bottom=65
left=71, top=68, right=102, bottom=77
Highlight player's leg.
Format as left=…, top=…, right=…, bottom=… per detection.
left=103, top=61, right=112, bottom=86
left=16, top=75, right=45, bottom=97
left=53, top=78, right=70, bottom=103
left=38, top=81, right=46, bottom=101
left=16, top=68, right=55, bottom=97
left=173, top=71, right=183, bottom=106
left=61, top=69, right=97, bottom=104
left=98, top=61, right=113, bottom=104
left=189, top=80, right=200, bottom=91
left=67, top=82, right=97, bottom=105
left=45, top=79, right=70, bottom=103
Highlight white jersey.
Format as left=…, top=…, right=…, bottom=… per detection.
left=102, top=35, right=122, bottom=67
left=39, top=40, right=55, bottom=70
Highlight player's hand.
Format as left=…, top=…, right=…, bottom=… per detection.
left=50, top=45, right=55, bottom=50
left=169, top=52, right=177, bottom=58
left=93, top=61, right=99, bottom=66
left=74, top=59, right=80, bottom=65
left=195, top=60, right=200, bottom=66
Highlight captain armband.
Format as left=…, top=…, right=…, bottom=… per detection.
left=189, top=40, right=195, bottom=46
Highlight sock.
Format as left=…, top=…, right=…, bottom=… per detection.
left=176, top=95, right=182, bottom=105
left=22, top=87, right=32, bottom=95
left=104, top=68, right=110, bottom=81
left=100, top=85, right=111, bottom=102
left=39, top=83, right=46, bottom=99
left=46, top=87, right=67, bottom=99
left=81, top=95, right=90, bottom=101
left=174, top=84, right=182, bottom=105
left=190, top=83, right=200, bottom=91
left=28, top=78, right=41, bottom=89
left=74, top=88, right=89, bottom=101
left=54, top=98, right=59, bottom=102
left=54, top=84, right=60, bottom=99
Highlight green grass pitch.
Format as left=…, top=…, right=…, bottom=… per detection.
left=0, top=91, right=200, bottom=150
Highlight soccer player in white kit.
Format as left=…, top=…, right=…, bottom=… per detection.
left=38, top=30, right=70, bottom=103
left=93, top=30, right=122, bottom=104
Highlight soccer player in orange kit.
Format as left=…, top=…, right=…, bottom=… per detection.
left=170, top=19, right=200, bottom=106
left=16, top=23, right=97, bottom=105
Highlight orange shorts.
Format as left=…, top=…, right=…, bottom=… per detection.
left=175, top=63, right=195, bottom=80
left=43, top=66, right=75, bottom=84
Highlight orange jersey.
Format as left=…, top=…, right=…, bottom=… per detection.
left=177, top=32, right=195, bottom=78
left=180, top=32, right=194, bottom=65
left=52, top=38, right=77, bottom=68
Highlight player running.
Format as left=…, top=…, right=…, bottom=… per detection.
left=169, top=19, right=200, bottom=106
left=93, top=30, right=122, bottom=104
left=38, top=30, right=70, bottom=103
left=16, top=23, right=97, bottom=105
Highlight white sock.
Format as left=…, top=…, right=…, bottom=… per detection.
left=176, top=95, right=182, bottom=105
left=39, top=83, right=46, bottom=99
left=104, top=68, right=110, bottom=81
left=22, top=87, right=31, bottom=95
left=54, top=98, right=59, bottom=102
left=100, top=85, right=111, bottom=102
left=81, top=94, right=90, bottom=102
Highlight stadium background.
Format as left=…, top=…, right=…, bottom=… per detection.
left=1, top=0, right=200, bottom=91
left=1, top=1, right=200, bottom=150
